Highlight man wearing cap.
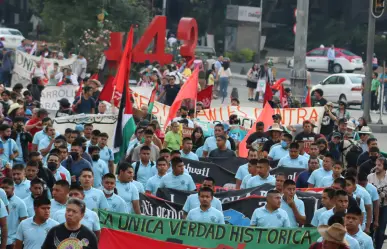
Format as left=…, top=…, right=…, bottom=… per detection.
left=262, top=123, right=283, bottom=158
left=357, top=127, right=372, bottom=153
left=327, top=118, right=348, bottom=141
left=320, top=102, right=337, bottom=137
left=328, top=132, right=343, bottom=161
left=56, top=98, right=75, bottom=118
left=88, top=79, right=101, bottom=101
left=295, top=120, right=319, bottom=154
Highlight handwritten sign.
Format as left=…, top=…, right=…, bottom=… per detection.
left=41, top=86, right=78, bottom=110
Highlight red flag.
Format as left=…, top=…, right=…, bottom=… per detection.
left=90, top=73, right=99, bottom=80
left=99, top=228, right=204, bottom=249
left=165, top=68, right=199, bottom=129
left=197, top=86, right=213, bottom=109
left=75, top=82, right=83, bottom=97
left=305, top=87, right=312, bottom=107
left=271, top=78, right=286, bottom=91
left=280, top=85, right=288, bottom=108
left=239, top=103, right=274, bottom=158
left=263, top=82, right=273, bottom=107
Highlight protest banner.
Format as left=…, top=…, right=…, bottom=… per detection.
left=201, top=157, right=249, bottom=174
left=12, top=50, right=76, bottom=86
left=197, top=86, right=213, bottom=109
left=98, top=210, right=319, bottom=249
left=131, top=89, right=325, bottom=131
left=53, top=114, right=117, bottom=147
left=99, top=229, right=201, bottom=249
left=41, top=85, right=78, bottom=110
left=182, top=158, right=236, bottom=186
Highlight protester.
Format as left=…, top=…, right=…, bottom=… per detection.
left=308, top=153, right=334, bottom=187
left=186, top=187, right=225, bottom=224
left=208, top=135, right=235, bottom=158
left=344, top=206, right=374, bottom=249
left=320, top=161, right=344, bottom=187
left=131, top=130, right=160, bottom=162
left=101, top=173, right=128, bottom=213
left=319, top=190, right=349, bottom=226
left=235, top=149, right=259, bottom=189
left=79, top=168, right=109, bottom=211
left=158, top=157, right=196, bottom=191
left=202, top=124, right=231, bottom=157
left=296, top=157, right=320, bottom=188
left=72, top=86, right=96, bottom=114
left=246, top=158, right=275, bottom=188
left=312, top=223, right=350, bottom=249
left=277, top=142, right=308, bottom=168
left=359, top=147, right=380, bottom=176
left=281, top=180, right=306, bottom=227
left=268, top=133, right=292, bottom=161
left=180, top=137, right=199, bottom=161
left=50, top=180, right=69, bottom=216
left=240, top=159, right=258, bottom=189
left=311, top=188, right=336, bottom=227
left=145, top=157, right=169, bottom=195
left=163, top=121, right=182, bottom=151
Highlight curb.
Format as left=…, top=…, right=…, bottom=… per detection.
left=368, top=123, right=387, bottom=132
left=267, top=56, right=293, bottom=64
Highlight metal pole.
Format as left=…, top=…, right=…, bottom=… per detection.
left=290, top=0, right=309, bottom=103
left=363, top=0, right=375, bottom=123
left=162, top=0, right=167, bottom=16
left=256, top=0, right=263, bottom=63
left=377, top=61, right=385, bottom=124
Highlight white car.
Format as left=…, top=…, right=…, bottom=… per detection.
left=311, top=73, right=364, bottom=106
left=0, top=28, right=25, bottom=49
left=288, top=47, right=363, bottom=73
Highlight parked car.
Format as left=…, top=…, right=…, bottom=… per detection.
left=288, top=47, right=363, bottom=73
left=0, top=28, right=25, bottom=49
left=311, top=73, right=364, bottom=106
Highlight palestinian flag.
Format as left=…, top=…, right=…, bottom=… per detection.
left=112, top=27, right=135, bottom=163
left=148, top=83, right=158, bottom=114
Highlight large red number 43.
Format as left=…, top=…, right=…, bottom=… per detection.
left=132, top=16, right=198, bottom=66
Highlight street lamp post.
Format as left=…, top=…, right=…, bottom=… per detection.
left=256, top=0, right=263, bottom=63
left=162, top=0, right=167, bottom=16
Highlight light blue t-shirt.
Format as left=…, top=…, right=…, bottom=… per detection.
left=235, top=163, right=249, bottom=181
left=145, top=174, right=165, bottom=195
left=15, top=134, right=24, bottom=164
left=56, top=166, right=71, bottom=184
left=308, top=168, right=333, bottom=187
left=277, top=155, right=308, bottom=169
left=0, top=188, right=9, bottom=207
left=158, top=172, right=196, bottom=191
left=49, top=199, right=66, bottom=218
left=180, top=150, right=199, bottom=161
left=16, top=217, right=59, bottom=249
left=320, top=175, right=344, bottom=187
left=203, top=136, right=231, bottom=154
left=32, top=130, right=60, bottom=146
left=241, top=174, right=253, bottom=189
left=83, top=187, right=109, bottom=211
left=7, top=195, right=28, bottom=245
left=91, top=159, right=109, bottom=188
left=354, top=185, right=372, bottom=206
left=37, top=137, right=54, bottom=164
left=311, top=207, right=328, bottom=227
left=0, top=199, right=7, bottom=218
left=131, top=180, right=145, bottom=194
left=53, top=208, right=100, bottom=231
left=22, top=196, right=35, bottom=217
left=349, top=229, right=374, bottom=249
left=187, top=207, right=225, bottom=224
left=250, top=205, right=290, bottom=228
left=365, top=183, right=379, bottom=203
left=183, top=193, right=222, bottom=213
left=15, top=179, right=31, bottom=200
left=99, top=145, right=114, bottom=164
left=115, top=181, right=139, bottom=213
left=280, top=197, right=305, bottom=228
left=1, top=138, right=19, bottom=166
left=246, top=175, right=276, bottom=188
left=132, top=161, right=156, bottom=188
left=268, top=146, right=289, bottom=161
left=106, top=193, right=128, bottom=213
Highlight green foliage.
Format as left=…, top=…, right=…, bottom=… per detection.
left=239, top=48, right=254, bottom=62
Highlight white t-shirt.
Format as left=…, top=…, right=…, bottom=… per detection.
left=73, top=58, right=87, bottom=79
left=168, top=37, right=177, bottom=46
left=218, top=67, right=232, bottom=78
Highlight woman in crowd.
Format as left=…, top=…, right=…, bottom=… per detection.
left=191, top=127, right=205, bottom=153
left=246, top=64, right=259, bottom=101
left=356, top=117, right=367, bottom=132
left=215, top=58, right=232, bottom=104
left=336, top=100, right=350, bottom=121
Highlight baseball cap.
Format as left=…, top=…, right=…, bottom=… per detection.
left=333, top=132, right=342, bottom=138
left=75, top=124, right=84, bottom=132
left=58, top=98, right=70, bottom=107
left=25, top=109, right=33, bottom=116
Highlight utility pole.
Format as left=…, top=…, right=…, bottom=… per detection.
left=256, top=0, right=263, bottom=63
left=162, top=0, right=167, bottom=16
left=364, top=0, right=385, bottom=123
left=290, top=0, right=309, bottom=103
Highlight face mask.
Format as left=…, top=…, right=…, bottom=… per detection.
left=70, top=152, right=79, bottom=161
left=47, top=162, right=57, bottom=172
left=370, top=156, right=378, bottom=162
left=92, top=155, right=100, bottom=161
left=103, top=188, right=114, bottom=195
left=281, top=140, right=288, bottom=149
left=181, top=114, right=187, bottom=119
left=2, top=135, right=10, bottom=140
left=16, top=124, right=23, bottom=132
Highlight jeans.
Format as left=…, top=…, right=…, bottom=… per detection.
left=328, top=60, right=334, bottom=73
left=375, top=205, right=387, bottom=249
left=1, top=70, right=11, bottom=87
left=371, top=91, right=378, bottom=110
left=219, top=77, right=229, bottom=102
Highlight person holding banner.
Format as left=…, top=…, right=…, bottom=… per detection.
left=251, top=189, right=290, bottom=228
left=186, top=187, right=225, bottom=225
left=182, top=177, right=222, bottom=218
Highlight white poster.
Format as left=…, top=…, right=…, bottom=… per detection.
left=41, top=85, right=79, bottom=110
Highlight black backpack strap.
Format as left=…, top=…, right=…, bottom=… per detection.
left=134, top=161, right=140, bottom=181
left=151, top=161, right=154, bottom=167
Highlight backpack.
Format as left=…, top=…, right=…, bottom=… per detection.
left=341, top=140, right=363, bottom=168
left=134, top=161, right=154, bottom=181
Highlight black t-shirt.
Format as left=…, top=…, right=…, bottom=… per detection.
left=313, top=97, right=327, bottom=107
left=246, top=132, right=268, bottom=151
left=209, top=149, right=236, bottom=158
left=320, top=112, right=336, bottom=136
left=73, top=96, right=96, bottom=114
left=294, top=132, right=318, bottom=153
left=262, top=139, right=279, bottom=153
left=42, top=224, right=98, bottom=249
left=359, top=159, right=375, bottom=176
left=165, top=85, right=180, bottom=106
